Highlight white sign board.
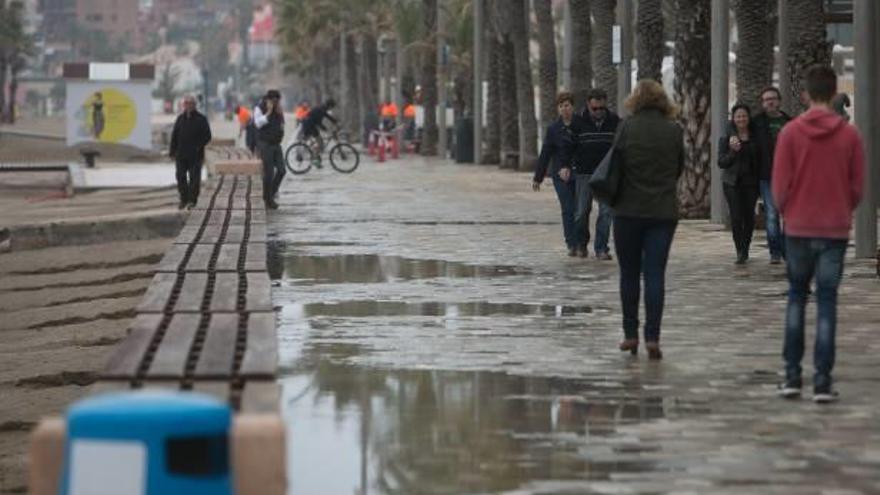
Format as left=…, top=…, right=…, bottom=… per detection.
left=65, top=81, right=152, bottom=150
left=612, top=25, right=622, bottom=64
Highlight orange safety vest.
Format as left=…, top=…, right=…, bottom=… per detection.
left=237, top=106, right=251, bottom=126
left=403, top=104, right=416, bottom=118
left=381, top=103, right=399, bottom=118
left=295, top=105, right=310, bottom=121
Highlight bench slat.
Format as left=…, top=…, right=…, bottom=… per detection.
left=240, top=312, right=277, bottom=378
left=195, top=313, right=239, bottom=378
left=210, top=273, right=240, bottom=312
left=103, top=314, right=164, bottom=379
left=146, top=313, right=202, bottom=378
left=245, top=273, right=273, bottom=312
left=172, top=273, right=209, bottom=312
left=156, top=245, right=187, bottom=272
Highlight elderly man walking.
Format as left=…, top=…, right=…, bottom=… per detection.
left=169, top=94, right=212, bottom=210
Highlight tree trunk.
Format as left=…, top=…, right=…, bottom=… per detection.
left=509, top=0, right=538, bottom=170
left=591, top=0, right=617, bottom=109
left=345, top=34, right=361, bottom=137
left=0, top=61, right=7, bottom=123
left=674, top=0, right=712, bottom=219
left=534, top=0, right=558, bottom=131
left=493, top=2, right=520, bottom=168
left=483, top=1, right=502, bottom=164
left=421, top=0, right=439, bottom=156
left=785, top=0, right=830, bottom=114
left=569, top=0, right=592, bottom=107
left=733, top=0, right=773, bottom=111
left=361, top=32, right=379, bottom=117
left=636, top=0, right=663, bottom=82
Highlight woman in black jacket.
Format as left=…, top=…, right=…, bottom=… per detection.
left=718, top=104, right=761, bottom=264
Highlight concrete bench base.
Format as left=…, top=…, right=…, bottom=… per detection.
left=29, top=414, right=286, bottom=495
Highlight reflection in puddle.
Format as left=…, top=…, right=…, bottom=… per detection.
left=287, top=300, right=601, bottom=318
left=267, top=244, right=529, bottom=283
left=283, top=353, right=699, bottom=495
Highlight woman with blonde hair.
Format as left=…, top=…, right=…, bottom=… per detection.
left=613, top=79, right=684, bottom=360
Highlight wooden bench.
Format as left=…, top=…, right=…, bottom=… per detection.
left=29, top=172, right=286, bottom=495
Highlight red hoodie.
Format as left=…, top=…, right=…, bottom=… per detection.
left=772, top=108, right=865, bottom=239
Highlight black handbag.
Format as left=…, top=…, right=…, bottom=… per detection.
left=588, top=120, right=626, bottom=206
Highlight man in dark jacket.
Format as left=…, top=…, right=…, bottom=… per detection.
left=301, top=98, right=338, bottom=154
left=752, top=86, right=791, bottom=264
left=573, top=88, right=620, bottom=259
left=254, top=89, right=285, bottom=209
left=533, top=91, right=581, bottom=256
left=169, top=94, right=212, bottom=210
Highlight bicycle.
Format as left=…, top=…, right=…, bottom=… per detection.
left=284, top=127, right=360, bottom=175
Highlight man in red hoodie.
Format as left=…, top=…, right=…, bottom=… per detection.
left=772, top=65, right=865, bottom=404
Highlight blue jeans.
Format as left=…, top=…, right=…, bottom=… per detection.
left=575, top=174, right=613, bottom=254
left=552, top=175, right=582, bottom=249
left=613, top=217, right=678, bottom=342
left=783, top=237, right=847, bottom=387
left=760, top=180, right=784, bottom=258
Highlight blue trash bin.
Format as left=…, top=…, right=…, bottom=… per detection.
left=59, top=390, right=233, bottom=495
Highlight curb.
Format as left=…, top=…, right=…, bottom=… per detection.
left=4, top=211, right=186, bottom=252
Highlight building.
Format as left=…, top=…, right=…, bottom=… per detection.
left=75, top=0, right=141, bottom=49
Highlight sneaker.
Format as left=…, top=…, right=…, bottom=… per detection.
left=596, top=252, right=613, bottom=261
left=265, top=199, right=279, bottom=210
left=178, top=200, right=188, bottom=210
left=567, top=247, right=577, bottom=257
left=813, top=384, right=839, bottom=404
left=777, top=378, right=802, bottom=399
left=770, top=255, right=782, bottom=265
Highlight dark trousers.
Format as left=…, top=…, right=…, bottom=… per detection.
left=552, top=175, right=582, bottom=249
left=259, top=142, right=285, bottom=202
left=783, top=237, right=847, bottom=387
left=613, top=216, right=678, bottom=342
left=175, top=158, right=202, bottom=204
left=723, top=183, right=759, bottom=256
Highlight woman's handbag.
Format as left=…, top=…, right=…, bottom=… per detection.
left=588, top=120, right=626, bottom=206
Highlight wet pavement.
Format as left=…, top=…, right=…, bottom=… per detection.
left=269, top=158, right=880, bottom=495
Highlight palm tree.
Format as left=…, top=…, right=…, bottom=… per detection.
left=636, top=0, right=663, bottom=82
left=733, top=0, right=774, bottom=111
left=508, top=0, right=538, bottom=170
left=673, top=0, right=711, bottom=219
left=490, top=0, right=520, bottom=168
left=482, top=0, right=501, bottom=164
left=785, top=0, right=830, bottom=114
left=0, top=0, right=32, bottom=123
left=569, top=0, right=592, bottom=107
left=420, top=0, right=439, bottom=156
left=534, top=0, right=558, bottom=131
left=591, top=0, right=617, bottom=109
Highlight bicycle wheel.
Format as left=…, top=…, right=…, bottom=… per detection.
left=285, top=142, right=313, bottom=175
left=329, top=143, right=360, bottom=173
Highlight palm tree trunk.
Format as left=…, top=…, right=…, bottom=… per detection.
left=636, top=0, right=663, bottom=82
left=785, top=0, right=830, bottom=114
left=591, top=0, right=617, bottom=109
left=493, top=3, right=520, bottom=168
left=733, top=0, right=773, bottom=111
left=534, top=0, right=558, bottom=131
left=510, top=0, right=538, bottom=170
left=345, top=34, right=361, bottom=137
left=673, top=0, right=712, bottom=219
left=483, top=2, right=502, bottom=164
left=569, top=0, right=592, bottom=107
left=0, top=61, right=7, bottom=123
left=361, top=32, right=379, bottom=117
left=421, top=0, right=439, bottom=156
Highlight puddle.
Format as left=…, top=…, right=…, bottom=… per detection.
left=267, top=247, right=529, bottom=283
left=287, top=300, right=600, bottom=318
left=282, top=355, right=700, bottom=495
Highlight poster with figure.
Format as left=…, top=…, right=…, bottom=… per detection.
left=66, top=82, right=152, bottom=149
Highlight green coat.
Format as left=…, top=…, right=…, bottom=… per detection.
left=612, top=109, right=684, bottom=220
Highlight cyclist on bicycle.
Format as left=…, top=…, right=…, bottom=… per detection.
left=301, top=98, right=338, bottom=153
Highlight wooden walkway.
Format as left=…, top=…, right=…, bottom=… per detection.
left=99, top=173, right=278, bottom=412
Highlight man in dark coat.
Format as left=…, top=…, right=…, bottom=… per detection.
left=169, top=94, right=212, bottom=209
left=752, top=86, right=791, bottom=264
left=254, top=89, right=286, bottom=209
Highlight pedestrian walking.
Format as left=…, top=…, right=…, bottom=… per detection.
left=718, top=103, right=761, bottom=264
left=254, top=89, right=286, bottom=210
left=573, top=88, right=619, bottom=259
left=612, top=80, right=684, bottom=360
left=169, top=94, right=212, bottom=210
left=532, top=91, right=580, bottom=256
left=752, top=87, right=791, bottom=264
left=773, top=66, right=865, bottom=403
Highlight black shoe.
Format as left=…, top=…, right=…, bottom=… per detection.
left=770, top=255, right=782, bottom=265
left=567, top=247, right=577, bottom=257
left=265, top=199, right=279, bottom=210
left=735, top=252, right=748, bottom=265
left=178, top=200, right=188, bottom=210
left=577, top=245, right=588, bottom=258
left=813, top=385, right=839, bottom=404
left=778, top=377, right=802, bottom=399
left=596, top=251, right=613, bottom=261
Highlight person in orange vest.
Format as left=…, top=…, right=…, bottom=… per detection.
left=380, top=101, right=398, bottom=131
left=403, top=103, right=415, bottom=119
left=236, top=105, right=252, bottom=138
left=403, top=102, right=417, bottom=141
left=294, top=101, right=311, bottom=123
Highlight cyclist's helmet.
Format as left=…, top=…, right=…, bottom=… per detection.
left=325, top=98, right=336, bottom=109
